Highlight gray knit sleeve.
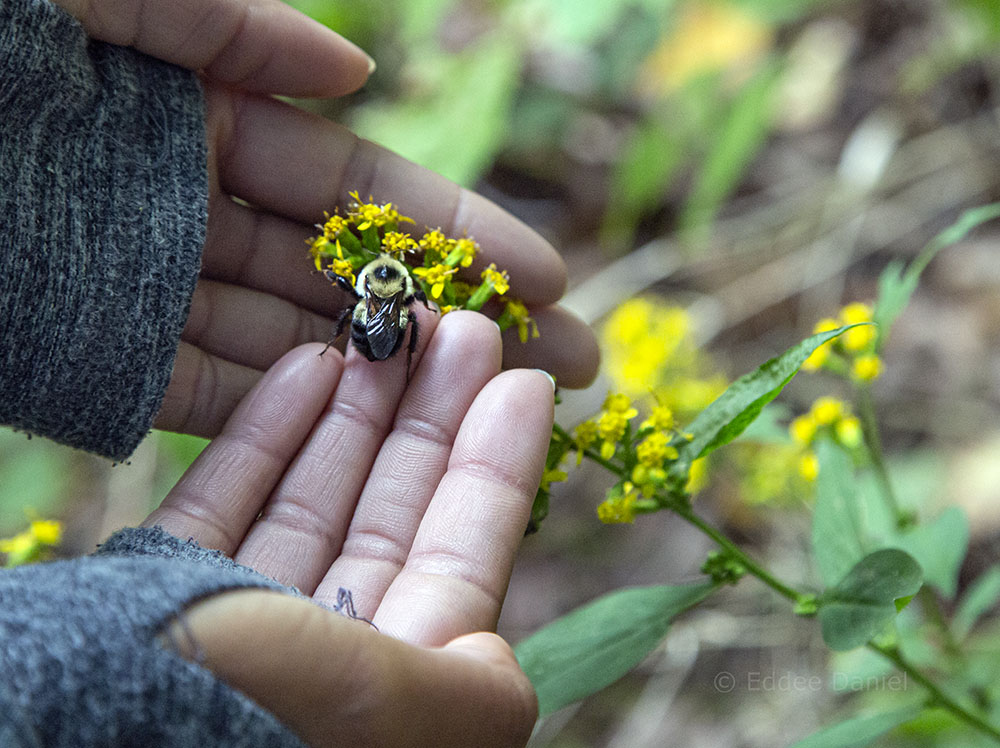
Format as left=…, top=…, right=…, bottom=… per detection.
left=0, top=0, right=207, bottom=460
left=0, top=527, right=308, bottom=747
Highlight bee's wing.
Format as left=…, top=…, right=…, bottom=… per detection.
left=365, top=292, right=404, bottom=360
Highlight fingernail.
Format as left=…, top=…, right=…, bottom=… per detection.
left=366, top=53, right=377, bottom=75
left=532, top=369, right=556, bottom=390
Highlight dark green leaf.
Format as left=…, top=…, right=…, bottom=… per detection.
left=515, top=583, right=716, bottom=716
left=818, top=549, right=923, bottom=651
left=674, top=325, right=858, bottom=477
left=811, top=439, right=867, bottom=587
left=874, top=203, right=1000, bottom=347
left=787, top=705, right=923, bottom=748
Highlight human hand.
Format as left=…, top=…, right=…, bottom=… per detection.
left=142, top=311, right=550, bottom=744
left=54, top=0, right=600, bottom=441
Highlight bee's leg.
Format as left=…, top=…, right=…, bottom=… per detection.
left=321, top=306, right=354, bottom=357
left=324, top=270, right=361, bottom=300
left=414, top=286, right=435, bottom=313
left=405, top=317, right=420, bottom=381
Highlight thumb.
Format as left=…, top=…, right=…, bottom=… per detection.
left=164, top=589, right=537, bottom=748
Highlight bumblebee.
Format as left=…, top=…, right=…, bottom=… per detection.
left=322, top=254, right=434, bottom=376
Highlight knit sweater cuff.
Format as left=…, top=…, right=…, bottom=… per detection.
left=0, top=527, right=306, bottom=747
left=0, top=0, right=207, bottom=460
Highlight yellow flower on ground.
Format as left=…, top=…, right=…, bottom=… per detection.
left=481, top=264, right=510, bottom=296
left=851, top=353, right=882, bottom=381
left=412, top=263, right=458, bottom=299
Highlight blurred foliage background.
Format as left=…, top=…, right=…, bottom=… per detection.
left=5, top=0, right=1000, bottom=744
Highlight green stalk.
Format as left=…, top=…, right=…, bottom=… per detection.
left=869, top=642, right=1000, bottom=743
left=671, top=504, right=805, bottom=605
left=856, top=384, right=908, bottom=527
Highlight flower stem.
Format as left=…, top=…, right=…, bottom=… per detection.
left=856, top=384, right=907, bottom=527
left=869, top=642, right=1000, bottom=743
left=672, top=504, right=804, bottom=604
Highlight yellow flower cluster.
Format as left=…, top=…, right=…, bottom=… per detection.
left=803, top=302, right=882, bottom=382
left=0, top=518, right=62, bottom=567
left=564, top=393, right=692, bottom=523
left=306, top=192, right=536, bottom=338
left=602, top=298, right=727, bottom=421
left=788, top=396, right=863, bottom=481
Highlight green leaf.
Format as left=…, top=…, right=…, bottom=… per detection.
left=673, top=325, right=858, bottom=477
left=818, top=549, right=923, bottom=651
left=351, top=36, right=520, bottom=186
left=874, top=203, right=1000, bottom=348
left=887, top=507, right=968, bottom=599
left=953, top=565, right=1000, bottom=640
left=680, top=58, right=780, bottom=236
left=787, top=705, right=923, bottom=748
left=514, top=582, right=716, bottom=716
left=811, top=439, right=868, bottom=588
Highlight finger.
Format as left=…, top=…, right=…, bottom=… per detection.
left=182, top=279, right=335, bottom=371
left=375, top=369, right=555, bottom=645
left=155, top=341, right=264, bottom=437
left=500, top=304, right=601, bottom=389
left=165, top=590, right=537, bottom=748
left=232, top=305, right=441, bottom=590
left=201, top=196, right=350, bottom=318
left=205, top=91, right=567, bottom=305
left=53, top=0, right=372, bottom=97
left=312, top=312, right=502, bottom=612
left=145, top=343, right=343, bottom=553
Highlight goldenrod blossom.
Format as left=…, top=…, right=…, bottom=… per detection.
left=323, top=212, right=349, bottom=238
left=641, top=404, right=675, bottom=432
left=597, top=483, right=640, bottom=524
left=503, top=299, right=539, bottom=343
left=636, top=431, right=678, bottom=468
left=419, top=229, right=448, bottom=253
left=327, top=258, right=356, bottom=286
left=382, top=230, right=418, bottom=258
left=852, top=353, right=882, bottom=381
left=839, top=302, right=876, bottom=352
left=481, top=264, right=510, bottom=296
left=412, top=263, right=458, bottom=299
left=810, top=396, right=844, bottom=425
left=448, top=238, right=478, bottom=267
left=789, top=414, right=816, bottom=446
left=573, top=420, right=598, bottom=465
left=798, top=451, right=820, bottom=482
left=835, top=415, right=863, bottom=447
